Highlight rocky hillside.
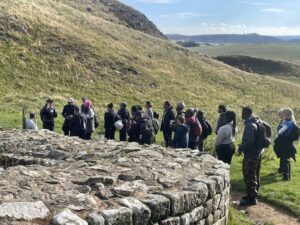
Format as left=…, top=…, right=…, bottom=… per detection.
left=0, top=0, right=300, bottom=129
left=0, top=129, right=230, bottom=225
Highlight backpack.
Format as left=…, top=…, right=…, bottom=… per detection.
left=152, top=118, right=160, bottom=135
left=94, top=113, right=100, bottom=128
left=255, top=120, right=272, bottom=149
left=140, top=119, right=154, bottom=145
left=290, top=122, right=300, bottom=142
left=200, top=119, right=212, bottom=139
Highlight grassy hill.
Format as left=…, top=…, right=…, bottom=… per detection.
left=1, top=0, right=300, bottom=131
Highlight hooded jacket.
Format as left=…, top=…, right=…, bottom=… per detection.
left=239, top=116, right=262, bottom=159
left=173, top=124, right=189, bottom=148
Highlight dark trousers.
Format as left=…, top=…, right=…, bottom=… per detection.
left=119, top=127, right=127, bottom=142
left=198, top=137, right=204, bottom=152
left=242, top=155, right=262, bottom=198
left=84, top=132, right=92, bottom=140
left=281, top=157, right=291, bottom=179
left=62, top=119, right=71, bottom=136
left=216, top=143, right=235, bottom=165
left=188, top=139, right=196, bottom=150
left=105, top=128, right=115, bottom=140
left=163, top=130, right=172, bottom=147
left=43, top=121, right=54, bottom=131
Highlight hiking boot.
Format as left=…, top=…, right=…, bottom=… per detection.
left=239, top=197, right=257, bottom=206
left=282, top=176, right=291, bottom=181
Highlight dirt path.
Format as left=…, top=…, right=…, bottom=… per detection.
left=230, top=190, right=300, bottom=225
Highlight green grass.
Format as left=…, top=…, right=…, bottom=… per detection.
left=228, top=207, right=254, bottom=225
left=231, top=146, right=300, bottom=216
left=193, top=43, right=300, bottom=65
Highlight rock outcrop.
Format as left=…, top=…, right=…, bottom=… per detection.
left=0, top=130, right=230, bottom=225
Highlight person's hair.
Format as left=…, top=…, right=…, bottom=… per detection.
left=197, top=110, right=204, bottom=118
left=134, top=110, right=143, bottom=120
left=242, top=106, right=253, bottom=117
left=185, top=108, right=195, bottom=118
left=120, top=102, right=127, bottom=108
left=218, top=105, right=227, bottom=112
left=146, top=101, right=152, bottom=107
left=225, top=111, right=236, bottom=123
left=283, top=108, right=295, bottom=122
left=278, top=108, right=285, bottom=117
left=137, top=105, right=142, bottom=111
left=153, top=112, right=159, bottom=119
left=46, top=98, right=53, bottom=103
left=177, top=115, right=185, bottom=124
left=107, top=103, right=114, bottom=109
left=29, top=112, right=35, bottom=119
left=164, top=101, right=171, bottom=107
left=74, top=106, right=80, bottom=113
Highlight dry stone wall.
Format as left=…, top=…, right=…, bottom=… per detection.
left=0, top=130, right=230, bottom=225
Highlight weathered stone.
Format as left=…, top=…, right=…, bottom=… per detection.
left=86, top=176, right=115, bottom=186
left=190, top=206, right=204, bottom=223
left=48, top=150, right=68, bottom=160
left=118, top=197, right=151, bottom=225
left=101, top=207, right=132, bottom=225
left=184, top=181, right=209, bottom=203
left=86, top=213, right=105, bottom=225
left=203, top=199, right=213, bottom=218
left=213, top=194, right=221, bottom=212
left=113, top=180, right=149, bottom=196
left=141, top=194, right=170, bottom=222
left=180, top=213, right=191, bottom=225
left=193, top=176, right=217, bottom=199
left=214, top=216, right=226, bottom=225
left=183, top=191, right=202, bottom=213
left=0, top=201, right=50, bottom=221
left=209, top=176, right=224, bottom=194
left=51, top=209, right=88, bottom=225
left=197, top=219, right=206, bottom=225
left=159, top=217, right=181, bottom=225
left=156, top=192, right=185, bottom=216
left=213, top=210, right=221, bottom=223
left=205, top=214, right=214, bottom=225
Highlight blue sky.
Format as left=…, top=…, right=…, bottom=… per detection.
left=120, top=0, right=300, bottom=35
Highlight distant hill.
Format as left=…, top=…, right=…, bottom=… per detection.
left=214, top=55, right=300, bottom=78
left=167, top=33, right=283, bottom=44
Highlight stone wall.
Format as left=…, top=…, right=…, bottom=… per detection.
left=0, top=130, right=230, bottom=225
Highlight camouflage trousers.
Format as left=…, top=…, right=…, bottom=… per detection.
left=242, top=155, right=262, bottom=198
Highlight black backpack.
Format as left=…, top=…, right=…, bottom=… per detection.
left=255, top=120, right=272, bottom=149
left=290, top=122, right=300, bottom=142
left=199, top=119, right=212, bottom=139
left=140, top=119, right=154, bottom=145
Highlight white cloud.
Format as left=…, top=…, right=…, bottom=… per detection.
left=261, top=8, right=284, bottom=13
left=160, top=12, right=212, bottom=18
left=160, top=22, right=300, bottom=35
left=237, top=1, right=272, bottom=6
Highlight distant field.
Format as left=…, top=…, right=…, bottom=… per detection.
left=194, top=43, right=300, bottom=65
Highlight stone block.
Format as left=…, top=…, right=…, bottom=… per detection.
left=86, top=213, right=105, bottom=225
left=51, top=209, right=87, bottom=225
left=159, top=217, right=181, bottom=225
left=190, top=206, right=204, bottom=223
left=86, top=176, right=115, bottom=186
left=156, top=192, right=185, bottom=216
left=0, top=201, right=50, bottom=221
left=180, top=213, right=191, bottom=225
left=184, top=181, right=209, bottom=203
left=213, top=216, right=226, bottom=225
left=141, top=194, right=170, bottom=222
left=212, top=194, right=221, bottom=212
left=118, top=197, right=151, bottom=225
left=192, top=176, right=217, bottom=199
left=205, top=214, right=214, bottom=225
left=213, top=210, right=221, bottom=223
left=101, top=207, right=132, bottom=225
left=203, top=199, right=213, bottom=218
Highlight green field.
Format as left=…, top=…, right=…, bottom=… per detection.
left=194, top=43, right=300, bottom=65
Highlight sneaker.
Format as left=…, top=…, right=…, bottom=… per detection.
left=239, top=197, right=257, bottom=206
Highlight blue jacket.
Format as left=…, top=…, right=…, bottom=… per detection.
left=173, top=125, right=189, bottom=148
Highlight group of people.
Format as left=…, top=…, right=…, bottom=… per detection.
left=25, top=98, right=299, bottom=207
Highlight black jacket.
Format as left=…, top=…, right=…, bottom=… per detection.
left=104, top=110, right=118, bottom=130
left=40, top=106, right=58, bottom=122
left=62, top=104, right=78, bottom=118
left=117, top=109, right=130, bottom=123
left=70, top=114, right=85, bottom=137
left=128, top=119, right=143, bottom=143
left=239, top=116, right=262, bottom=159
left=161, top=107, right=175, bottom=132
left=173, top=125, right=189, bottom=148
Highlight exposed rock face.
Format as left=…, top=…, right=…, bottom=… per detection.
left=0, top=129, right=230, bottom=225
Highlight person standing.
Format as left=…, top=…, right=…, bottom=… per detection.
left=69, top=107, right=85, bottom=138
left=40, top=99, right=57, bottom=131
left=62, top=98, right=78, bottom=136
left=117, top=102, right=130, bottom=141
left=215, top=111, right=236, bottom=164
left=277, top=108, right=297, bottom=181
left=172, top=115, right=189, bottom=148
left=161, top=101, right=175, bottom=147
left=274, top=109, right=285, bottom=174
left=25, top=112, right=38, bottom=131
left=82, top=100, right=95, bottom=140
left=238, top=107, right=262, bottom=206
left=185, top=108, right=202, bottom=150
left=104, top=103, right=118, bottom=140
left=145, top=101, right=154, bottom=120
left=196, top=110, right=212, bottom=152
